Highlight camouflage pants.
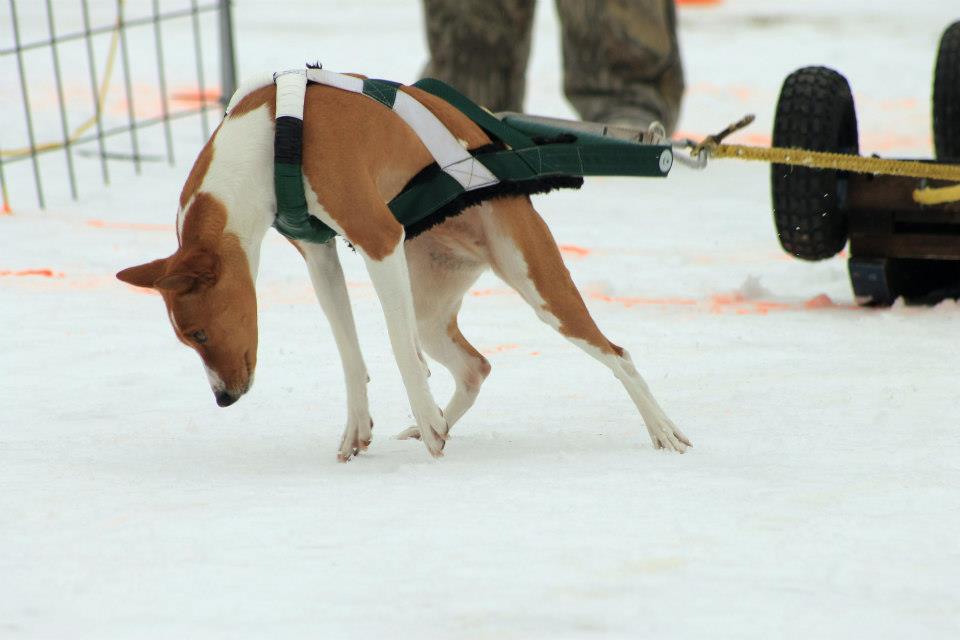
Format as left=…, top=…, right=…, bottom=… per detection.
left=421, top=0, right=685, bottom=133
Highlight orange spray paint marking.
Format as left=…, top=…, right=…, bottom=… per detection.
left=753, top=301, right=792, bottom=313
left=121, top=284, right=160, bottom=296
left=171, top=88, right=222, bottom=104
left=804, top=294, right=835, bottom=309
left=2, top=201, right=11, bottom=215
left=709, top=292, right=743, bottom=314
left=709, top=292, right=795, bottom=315
left=675, top=128, right=773, bottom=146
left=481, top=343, right=520, bottom=355
left=346, top=281, right=374, bottom=290
left=470, top=287, right=515, bottom=298
left=739, top=132, right=773, bottom=147
left=0, top=269, right=64, bottom=278
left=87, top=219, right=174, bottom=232
left=876, top=98, right=919, bottom=112
left=590, top=292, right=697, bottom=308
left=468, top=280, right=852, bottom=317
left=860, top=132, right=932, bottom=153
left=559, top=244, right=591, bottom=258
left=732, top=86, right=753, bottom=103
left=110, top=84, right=165, bottom=119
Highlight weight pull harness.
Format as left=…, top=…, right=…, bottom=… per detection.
left=269, top=67, right=674, bottom=245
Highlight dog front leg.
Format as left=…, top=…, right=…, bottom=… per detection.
left=361, top=238, right=448, bottom=458
left=293, top=239, right=374, bottom=461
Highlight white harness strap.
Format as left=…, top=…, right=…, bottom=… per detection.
left=274, top=69, right=308, bottom=120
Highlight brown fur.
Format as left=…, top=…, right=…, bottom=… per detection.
left=448, top=316, right=491, bottom=383
left=180, top=192, right=227, bottom=244
left=118, top=193, right=258, bottom=395
left=227, top=84, right=277, bottom=120
left=179, top=123, right=220, bottom=211
left=487, top=198, right=623, bottom=356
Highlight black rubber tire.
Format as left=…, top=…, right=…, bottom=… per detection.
left=771, top=66, right=859, bottom=261
left=933, top=21, right=960, bottom=161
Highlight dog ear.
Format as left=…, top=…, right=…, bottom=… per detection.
left=116, top=259, right=167, bottom=289
left=155, top=249, right=219, bottom=293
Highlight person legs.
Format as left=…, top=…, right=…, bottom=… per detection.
left=555, top=0, right=685, bottom=133
left=421, top=0, right=537, bottom=112
left=421, top=0, right=685, bottom=131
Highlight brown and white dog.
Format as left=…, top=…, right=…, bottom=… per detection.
left=116, top=77, right=691, bottom=460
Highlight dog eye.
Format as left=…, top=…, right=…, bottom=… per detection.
left=191, top=330, right=208, bottom=344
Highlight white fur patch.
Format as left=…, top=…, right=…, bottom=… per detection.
left=225, top=72, right=274, bottom=113
left=177, top=101, right=276, bottom=280
left=205, top=364, right=226, bottom=392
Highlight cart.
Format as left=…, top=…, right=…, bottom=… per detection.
left=770, top=20, right=960, bottom=305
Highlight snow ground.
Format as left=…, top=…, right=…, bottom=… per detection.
left=2, top=1, right=959, bottom=638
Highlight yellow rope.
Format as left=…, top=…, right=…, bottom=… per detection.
left=1, top=0, right=124, bottom=161
left=704, top=143, right=960, bottom=183
left=690, top=115, right=960, bottom=203
left=709, top=143, right=960, bottom=204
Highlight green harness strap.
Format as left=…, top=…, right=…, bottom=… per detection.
left=362, top=78, right=401, bottom=109
left=412, top=77, right=672, bottom=181
left=274, top=161, right=323, bottom=242
left=273, top=77, right=672, bottom=245
left=387, top=78, right=672, bottom=229
left=411, top=78, right=538, bottom=151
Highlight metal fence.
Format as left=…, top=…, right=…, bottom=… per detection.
left=0, top=0, right=236, bottom=211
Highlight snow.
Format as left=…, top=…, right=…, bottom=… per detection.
left=2, top=1, right=959, bottom=638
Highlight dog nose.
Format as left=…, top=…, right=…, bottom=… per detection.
left=215, top=390, right=237, bottom=407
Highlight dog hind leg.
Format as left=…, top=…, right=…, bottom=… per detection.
left=397, top=233, right=490, bottom=440
left=481, top=197, right=691, bottom=452
left=292, top=239, right=374, bottom=461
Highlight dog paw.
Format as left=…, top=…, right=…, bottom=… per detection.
left=395, top=424, right=450, bottom=443
left=337, top=414, right=374, bottom=462
left=647, top=417, right=692, bottom=453
left=398, top=408, right=448, bottom=458
left=395, top=426, right=422, bottom=441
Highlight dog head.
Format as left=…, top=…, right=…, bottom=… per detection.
left=117, top=196, right=258, bottom=407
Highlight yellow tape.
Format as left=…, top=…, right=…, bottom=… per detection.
left=913, top=183, right=960, bottom=205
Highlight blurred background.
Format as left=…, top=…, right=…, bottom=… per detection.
left=1, top=0, right=953, bottom=210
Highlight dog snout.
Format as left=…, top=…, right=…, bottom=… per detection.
left=215, top=390, right=238, bottom=407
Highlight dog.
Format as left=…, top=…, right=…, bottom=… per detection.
left=116, top=74, right=691, bottom=461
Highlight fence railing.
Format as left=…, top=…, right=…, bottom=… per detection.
left=0, top=0, right=236, bottom=211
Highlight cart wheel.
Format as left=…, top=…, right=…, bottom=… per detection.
left=933, top=21, right=960, bottom=160
left=771, top=66, right=859, bottom=261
